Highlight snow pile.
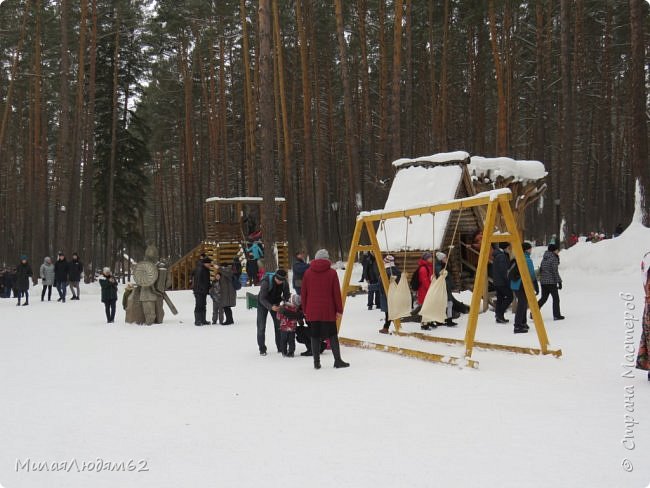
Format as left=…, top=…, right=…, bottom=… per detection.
left=205, top=196, right=286, bottom=202
left=560, top=221, right=650, bottom=274
left=375, top=165, right=463, bottom=251
left=469, top=156, right=547, bottom=182
left=392, top=151, right=470, bottom=168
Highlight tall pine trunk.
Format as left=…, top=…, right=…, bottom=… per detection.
left=258, top=0, right=277, bottom=270
left=334, top=0, right=361, bottom=212
left=629, top=0, right=649, bottom=225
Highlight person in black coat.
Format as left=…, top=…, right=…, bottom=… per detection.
left=365, top=254, right=381, bottom=309
left=256, top=269, right=290, bottom=355
left=54, top=252, right=70, bottom=303
left=3, top=267, right=17, bottom=298
left=99, top=267, right=118, bottom=323
left=492, top=242, right=513, bottom=324
left=192, top=257, right=213, bottom=326
left=68, top=252, right=83, bottom=300
left=15, top=256, right=33, bottom=306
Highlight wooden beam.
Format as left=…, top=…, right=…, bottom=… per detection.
left=500, top=199, right=551, bottom=353
left=464, top=199, right=498, bottom=356
left=393, top=330, right=562, bottom=357
left=358, top=191, right=512, bottom=223
left=339, top=337, right=479, bottom=368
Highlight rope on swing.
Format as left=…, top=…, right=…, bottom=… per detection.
left=420, top=206, right=464, bottom=324
left=442, top=206, right=464, bottom=272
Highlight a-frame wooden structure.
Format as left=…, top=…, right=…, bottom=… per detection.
left=339, top=190, right=562, bottom=367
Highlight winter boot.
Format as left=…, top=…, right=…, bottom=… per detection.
left=222, top=307, right=234, bottom=325
left=445, top=318, right=457, bottom=327
left=310, top=337, right=321, bottom=369
left=330, top=336, right=350, bottom=368
left=194, top=312, right=203, bottom=326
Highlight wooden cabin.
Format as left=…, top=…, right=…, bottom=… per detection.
left=169, top=197, right=289, bottom=290
left=375, top=152, right=485, bottom=291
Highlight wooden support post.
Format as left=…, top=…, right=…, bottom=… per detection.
left=364, top=219, right=401, bottom=332
left=338, top=218, right=365, bottom=332
left=464, top=199, right=498, bottom=358
left=499, top=199, right=550, bottom=353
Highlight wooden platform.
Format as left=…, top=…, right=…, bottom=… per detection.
left=169, top=241, right=289, bottom=290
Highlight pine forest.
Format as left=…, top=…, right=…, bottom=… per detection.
left=0, top=0, right=648, bottom=272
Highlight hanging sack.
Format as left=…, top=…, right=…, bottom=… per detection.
left=387, top=273, right=413, bottom=320
left=419, top=269, right=449, bottom=323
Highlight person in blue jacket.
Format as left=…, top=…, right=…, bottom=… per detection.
left=510, top=242, right=539, bottom=334
left=292, top=251, right=309, bottom=295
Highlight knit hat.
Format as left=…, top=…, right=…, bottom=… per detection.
left=422, top=252, right=433, bottom=261
left=274, top=269, right=288, bottom=281
left=291, top=294, right=301, bottom=307
left=202, top=257, right=213, bottom=264
left=19, top=255, right=27, bottom=261
left=547, top=243, right=558, bottom=252
left=315, top=249, right=330, bottom=260
left=522, top=242, right=533, bottom=251
left=499, top=242, right=511, bottom=250
left=435, top=251, right=447, bottom=261
left=103, top=267, right=111, bottom=274
left=383, top=254, right=395, bottom=264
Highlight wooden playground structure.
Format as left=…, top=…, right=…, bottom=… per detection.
left=169, top=197, right=290, bottom=289
left=338, top=189, right=562, bottom=368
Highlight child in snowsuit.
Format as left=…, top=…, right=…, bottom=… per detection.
left=277, top=294, right=303, bottom=357
left=209, top=272, right=224, bottom=325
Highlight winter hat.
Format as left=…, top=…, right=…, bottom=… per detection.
left=202, top=256, right=213, bottom=264
left=499, top=242, right=511, bottom=250
left=436, top=251, right=447, bottom=261
left=522, top=242, right=532, bottom=251
left=103, top=267, right=111, bottom=274
left=274, top=269, right=288, bottom=281
left=383, top=254, right=395, bottom=264
left=315, top=249, right=330, bottom=260
left=291, top=294, right=302, bottom=307
left=422, top=252, right=433, bottom=261
left=20, top=255, right=27, bottom=261
left=547, top=243, right=558, bottom=253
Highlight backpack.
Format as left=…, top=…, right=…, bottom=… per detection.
left=264, top=271, right=276, bottom=289
left=507, top=259, right=520, bottom=282
left=410, top=265, right=423, bottom=291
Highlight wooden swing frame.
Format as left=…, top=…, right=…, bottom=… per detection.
left=338, top=190, right=562, bottom=367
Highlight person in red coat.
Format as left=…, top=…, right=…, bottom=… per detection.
left=415, top=252, right=436, bottom=330
left=416, top=252, right=435, bottom=305
left=301, top=248, right=350, bottom=370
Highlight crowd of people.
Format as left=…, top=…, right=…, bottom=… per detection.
left=188, top=247, right=349, bottom=370
left=4, top=239, right=649, bottom=381
left=358, top=239, right=567, bottom=335
left=0, top=251, right=84, bottom=305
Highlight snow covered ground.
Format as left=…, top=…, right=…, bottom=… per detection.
left=1, top=228, right=650, bottom=488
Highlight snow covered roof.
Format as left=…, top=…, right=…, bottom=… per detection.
left=375, top=164, right=464, bottom=251
left=392, top=151, right=470, bottom=168
left=468, top=156, right=547, bottom=182
left=205, top=197, right=286, bottom=203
